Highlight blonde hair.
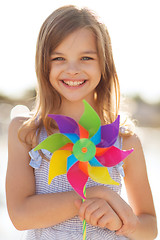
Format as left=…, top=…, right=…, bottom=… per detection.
left=19, top=5, right=132, bottom=147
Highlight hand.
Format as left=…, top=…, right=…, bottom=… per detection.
left=115, top=208, right=139, bottom=237
left=90, top=186, right=139, bottom=237
left=75, top=198, right=122, bottom=231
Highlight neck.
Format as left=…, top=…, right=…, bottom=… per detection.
left=55, top=97, right=99, bottom=123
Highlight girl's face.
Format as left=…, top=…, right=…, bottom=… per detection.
left=49, top=28, right=101, bottom=104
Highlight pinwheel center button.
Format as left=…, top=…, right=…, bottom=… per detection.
left=73, top=138, right=96, bottom=162
left=82, top=147, right=87, bottom=153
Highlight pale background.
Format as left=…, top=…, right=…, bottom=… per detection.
left=0, top=0, right=159, bottom=239
left=0, top=0, right=160, bottom=102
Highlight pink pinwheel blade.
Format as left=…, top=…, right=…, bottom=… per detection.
left=48, top=114, right=80, bottom=136
left=67, top=161, right=88, bottom=199
left=97, top=115, right=120, bottom=148
left=96, top=146, right=133, bottom=167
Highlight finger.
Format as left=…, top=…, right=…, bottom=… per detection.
left=85, top=199, right=113, bottom=226
left=98, top=211, right=122, bottom=230
left=84, top=200, right=104, bottom=225
left=78, top=199, right=95, bottom=221
left=95, top=201, right=122, bottom=230
left=89, top=207, right=105, bottom=226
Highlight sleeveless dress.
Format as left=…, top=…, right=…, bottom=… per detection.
left=26, top=127, right=129, bottom=240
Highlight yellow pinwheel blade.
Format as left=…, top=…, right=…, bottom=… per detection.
left=48, top=150, right=72, bottom=184
left=88, top=164, right=119, bottom=185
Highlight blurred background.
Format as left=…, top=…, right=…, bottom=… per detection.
left=0, top=0, right=159, bottom=239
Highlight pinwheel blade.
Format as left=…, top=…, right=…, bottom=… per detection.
left=63, top=133, right=79, bottom=143
left=90, top=127, right=101, bottom=145
left=96, top=147, right=110, bottom=156
left=48, top=114, right=80, bottom=136
left=67, top=160, right=88, bottom=199
left=78, top=123, right=89, bottom=139
left=60, top=143, right=73, bottom=151
left=48, top=150, right=72, bottom=184
left=97, top=115, right=120, bottom=148
left=89, top=157, right=103, bottom=166
left=34, top=133, right=72, bottom=153
left=79, top=162, right=89, bottom=176
left=88, top=165, right=119, bottom=185
left=96, top=146, right=133, bottom=167
left=67, top=154, right=78, bottom=171
left=79, top=100, right=101, bottom=138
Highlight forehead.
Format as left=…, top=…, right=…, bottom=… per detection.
left=53, top=28, right=97, bottom=53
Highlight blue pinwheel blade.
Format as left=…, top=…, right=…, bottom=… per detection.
left=89, top=157, right=103, bottom=167
left=90, top=127, right=101, bottom=145
left=63, top=133, right=80, bottom=143
left=67, top=154, right=78, bottom=171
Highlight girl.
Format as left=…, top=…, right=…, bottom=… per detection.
left=6, top=5, right=157, bottom=240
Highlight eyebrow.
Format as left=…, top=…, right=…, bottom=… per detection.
left=51, top=50, right=97, bottom=56
left=81, top=51, right=97, bottom=55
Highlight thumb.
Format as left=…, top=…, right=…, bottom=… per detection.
left=74, top=199, right=82, bottom=209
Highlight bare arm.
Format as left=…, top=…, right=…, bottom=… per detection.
left=118, top=134, right=158, bottom=239
left=76, top=134, right=157, bottom=240
left=6, top=117, right=81, bottom=230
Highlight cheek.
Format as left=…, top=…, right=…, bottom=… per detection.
left=49, top=70, right=57, bottom=88
left=49, top=65, right=60, bottom=84
left=84, top=63, right=101, bottom=75
left=92, top=65, right=101, bottom=81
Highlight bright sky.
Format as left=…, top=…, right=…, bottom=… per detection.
left=0, top=0, right=160, bottom=103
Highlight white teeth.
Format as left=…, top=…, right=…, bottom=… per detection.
left=63, top=80, right=85, bottom=86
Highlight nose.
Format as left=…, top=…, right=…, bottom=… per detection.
left=66, top=61, right=80, bottom=76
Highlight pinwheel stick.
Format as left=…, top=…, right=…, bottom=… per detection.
left=83, top=185, right=86, bottom=240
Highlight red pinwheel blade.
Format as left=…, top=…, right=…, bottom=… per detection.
left=60, top=143, right=73, bottom=151
left=96, top=146, right=133, bottom=167
left=67, top=161, right=88, bottom=199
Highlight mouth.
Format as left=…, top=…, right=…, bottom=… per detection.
left=61, top=80, right=87, bottom=87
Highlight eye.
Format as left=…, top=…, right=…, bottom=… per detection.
left=81, top=56, right=93, bottom=61
left=51, top=57, right=65, bottom=61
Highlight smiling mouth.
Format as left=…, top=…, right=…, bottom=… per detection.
left=61, top=80, right=87, bottom=87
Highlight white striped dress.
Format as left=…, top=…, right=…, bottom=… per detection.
left=26, top=127, right=129, bottom=240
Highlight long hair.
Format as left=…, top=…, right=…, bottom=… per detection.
left=19, top=5, right=123, bottom=147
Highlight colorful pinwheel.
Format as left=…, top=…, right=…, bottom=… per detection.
left=34, top=100, right=133, bottom=199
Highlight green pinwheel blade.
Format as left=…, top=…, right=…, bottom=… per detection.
left=34, top=133, right=72, bottom=153
left=79, top=100, right=101, bottom=138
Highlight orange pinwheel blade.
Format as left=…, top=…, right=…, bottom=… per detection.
left=60, top=143, right=73, bottom=151
left=78, top=123, right=89, bottom=139
left=95, top=147, right=110, bottom=156
left=79, top=161, right=89, bottom=176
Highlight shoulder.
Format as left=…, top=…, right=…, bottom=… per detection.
left=8, top=117, right=29, bottom=137
left=9, top=116, right=28, bottom=130
left=8, top=116, right=35, bottom=147
left=122, top=133, right=142, bottom=152
left=122, top=133, right=145, bottom=172
left=8, top=117, right=31, bottom=163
